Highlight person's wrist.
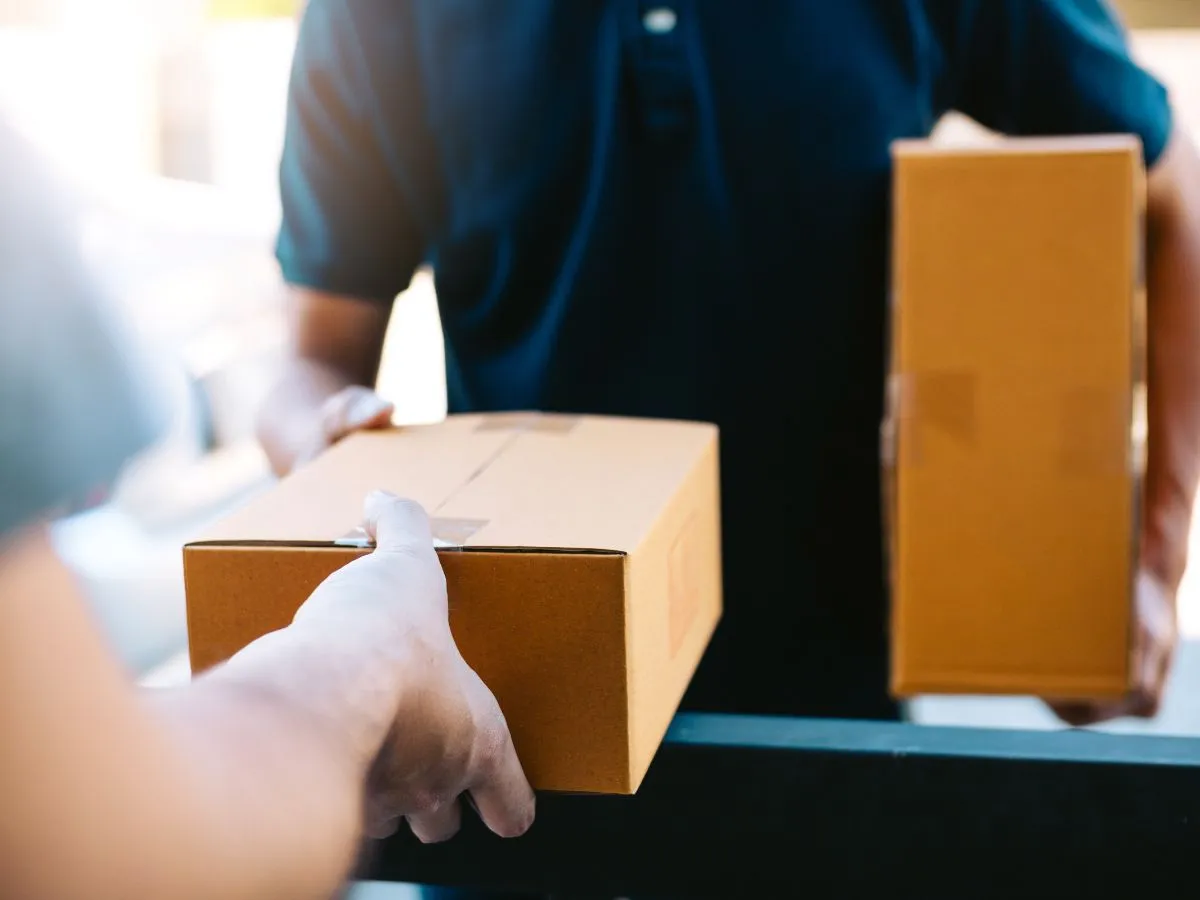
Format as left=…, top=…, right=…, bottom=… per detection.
left=212, top=622, right=412, bottom=779
left=1141, top=507, right=1190, bottom=596
left=293, top=614, right=424, bottom=764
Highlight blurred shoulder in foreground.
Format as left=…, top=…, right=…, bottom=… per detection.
left=0, top=117, right=167, bottom=539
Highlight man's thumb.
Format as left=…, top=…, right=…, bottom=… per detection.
left=363, top=491, right=433, bottom=552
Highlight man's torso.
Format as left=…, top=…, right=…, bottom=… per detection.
left=278, top=0, right=1169, bottom=718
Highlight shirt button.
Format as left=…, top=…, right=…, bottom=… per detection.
left=642, top=6, right=677, bottom=34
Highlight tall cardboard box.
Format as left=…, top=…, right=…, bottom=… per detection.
left=888, top=136, right=1146, bottom=700
left=185, top=412, right=722, bottom=794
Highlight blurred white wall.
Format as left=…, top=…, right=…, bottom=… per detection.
left=0, top=21, right=160, bottom=181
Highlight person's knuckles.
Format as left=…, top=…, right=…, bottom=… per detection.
left=466, top=727, right=506, bottom=787
left=376, top=706, right=476, bottom=796
left=404, top=783, right=469, bottom=824
left=370, top=772, right=453, bottom=819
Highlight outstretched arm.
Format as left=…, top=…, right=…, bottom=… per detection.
left=0, top=494, right=533, bottom=900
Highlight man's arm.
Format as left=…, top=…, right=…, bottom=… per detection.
left=1143, top=130, right=1200, bottom=593
left=256, top=288, right=394, bottom=476
left=261, top=0, right=433, bottom=475
left=0, top=525, right=362, bottom=900
left=1047, top=129, right=1200, bottom=727
left=0, top=494, right=533, bottom=900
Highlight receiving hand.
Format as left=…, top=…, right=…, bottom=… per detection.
left=293, top=491, right=535, bottom=843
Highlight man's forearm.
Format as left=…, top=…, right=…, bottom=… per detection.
left=257, top=287, right=394, bottom=475
left=143, top=677, right=367, bottom=900
left=1144, top=132, right=1200, bottom=592
left=140, top=616, right=420, bottom=900
left=0, top=526, right=376, bottom=900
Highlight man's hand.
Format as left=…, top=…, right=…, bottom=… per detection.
left=1047, top=569, right=1177, bottom=727
left=290, top=491, right=535, bottom=843
left=295, top=384, right=395, bottom=468
left=257, top=288, right=394, bottom=476
left=1046, top=130, right=1200, bottom=729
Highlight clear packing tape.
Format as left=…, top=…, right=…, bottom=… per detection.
left=883, top=373, right=1145, bottom=475
left=332, top=411, right=581, bottom=550
left=334, top=519, right=489, bottom=550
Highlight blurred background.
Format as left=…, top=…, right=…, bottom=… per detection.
left=4, top=0, right=1200, bottom=738
left=0, top=0, right=448, bottom=679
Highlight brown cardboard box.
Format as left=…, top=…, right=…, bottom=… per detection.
left=185, top=412, right=722, bottom=794
left=888, top=135, right=1146, bottom=700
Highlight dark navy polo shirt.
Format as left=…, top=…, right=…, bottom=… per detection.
left=277, top=0, right=1172, bottom=720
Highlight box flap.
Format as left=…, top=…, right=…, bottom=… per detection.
left=191, top=413, right=717, bottom=553
left=892, top=133, right=1142, bottom=160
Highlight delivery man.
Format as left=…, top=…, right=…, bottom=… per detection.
left=258, top=3, right=1200, bottom=896
left=0, top=117, right=533, bottom=900
left=261, top=0, right=1200, bottom=730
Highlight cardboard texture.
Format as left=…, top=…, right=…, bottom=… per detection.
left=888, top=135, right=1146, bottom=700
left=185, top=413, right=722, bottom=794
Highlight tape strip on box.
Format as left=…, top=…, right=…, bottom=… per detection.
left=888, top=373, right=1139, bottom=477
left=334, top=518, right=489, bottom=550
left=889, top=370, right=978, bottom=469
left=474, top=412, right=581, bottom=434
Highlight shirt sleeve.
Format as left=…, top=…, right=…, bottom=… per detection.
left=945, top=0, right=1174, bottom=168
left=0, top=121, right=168, bottom=538
left=275, top=0, right=426, bottom=303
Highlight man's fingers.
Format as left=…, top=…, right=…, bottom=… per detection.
left=355, top=400, right=396, bottom=431
left=468, top=726, right=536, bottom=839
left=364, top=491, right=435, bottom=553
left=1048, top=701, right=1103, bottom=728
left=1050, top=691, right=1156, bottom=727
left=407, top=799, right=463, bottom=844
left=1048, top=696, right=1132, bottom=728
left=322, top=387, right=394, bottom=442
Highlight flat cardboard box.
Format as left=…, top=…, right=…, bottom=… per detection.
left=184, top=412, right=722, bottom=794
left=888, top=135, right=1146, bottom=700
